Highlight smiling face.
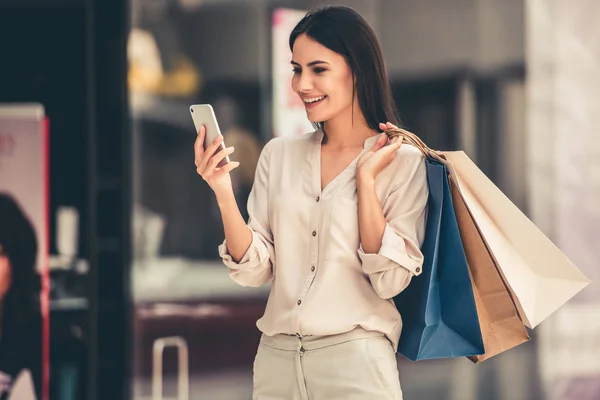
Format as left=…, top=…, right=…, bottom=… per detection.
left=291, top=33, right=357, bottom=124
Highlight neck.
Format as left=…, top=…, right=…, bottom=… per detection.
left=322, top=106, right=376, bottom=149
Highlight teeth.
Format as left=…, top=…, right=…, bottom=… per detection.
left=304, top=96, right=325, bottom=103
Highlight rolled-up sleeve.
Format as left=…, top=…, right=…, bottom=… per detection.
left=358, top=154, right=429, bottom=299
left=218, top=141, right=276, bottom=287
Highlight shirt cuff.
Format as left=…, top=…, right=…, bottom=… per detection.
left=358, top=223, right=423, bottom=276
left=218, top=228, right=269, bottom=270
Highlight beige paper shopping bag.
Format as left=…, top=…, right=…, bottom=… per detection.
left=449, top=176, right=530, bottom=363
left=443, top=151, right=591, bottom=328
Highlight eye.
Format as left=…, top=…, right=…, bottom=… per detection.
left=313, top=67, right=326, bottom=74
left=292, top=68, right=301, bottom=74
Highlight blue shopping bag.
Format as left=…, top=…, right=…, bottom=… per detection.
left=394, top=158, right=484, bottom=361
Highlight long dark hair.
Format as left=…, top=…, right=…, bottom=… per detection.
left=289, top=5, right=400, bottom=132
left=0, top=192, right=41, bottom=334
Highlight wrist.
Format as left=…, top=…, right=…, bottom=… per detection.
left=356, top=172, right=375, bottom=190
left=215, top=189, right=236, bottom=208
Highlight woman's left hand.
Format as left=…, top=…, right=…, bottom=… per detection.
left=356, top=122, right=403, bottom=183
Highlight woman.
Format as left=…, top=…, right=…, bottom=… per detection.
left=0, top=193, right=42, bottom=400
left=194, top=6, right=428, bottom=399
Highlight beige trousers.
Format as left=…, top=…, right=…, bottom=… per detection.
left=252, top=328, right=403, bottom=400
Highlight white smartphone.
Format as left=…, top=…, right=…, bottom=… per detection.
left=189, top=104, right=230, bottom=167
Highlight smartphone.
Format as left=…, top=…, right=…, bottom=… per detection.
left=190, top=104, right=230, bottom=167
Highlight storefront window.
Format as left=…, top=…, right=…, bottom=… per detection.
left=127, top=2, right=542, bottom=399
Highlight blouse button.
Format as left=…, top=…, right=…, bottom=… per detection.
left=312, top=231, right=317, bottom=237
left=316, top=196, right=320, bottom=202
left=311, top=266, right=316, bottom=272
left=416, top=267, right=421, bottom=273
left=297, top=299, right=302, bottom=306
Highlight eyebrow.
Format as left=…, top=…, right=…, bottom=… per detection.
left=290, top=60, right=329, bottom=67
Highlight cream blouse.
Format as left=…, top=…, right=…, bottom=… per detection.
left=218, top=129, right=428, bottom=350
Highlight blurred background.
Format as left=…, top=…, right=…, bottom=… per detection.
left=0, top=0, right=599, bottom=399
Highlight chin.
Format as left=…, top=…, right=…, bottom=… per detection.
left=306, top=110, right=331, bottom=124
left=306, top=114, right=320, bottom=123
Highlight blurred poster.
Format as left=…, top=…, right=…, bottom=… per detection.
left=272, top=8, right=313, bottom=137
left=0, top=104, right=49, bottom=400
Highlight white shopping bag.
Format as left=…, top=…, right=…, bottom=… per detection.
left=443, top=151, right=591, bottom=328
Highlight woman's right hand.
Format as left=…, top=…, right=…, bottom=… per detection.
left=194, top=125, right=240, bottom=198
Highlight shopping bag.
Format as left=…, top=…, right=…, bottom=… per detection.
left=448, top=175, right=530, bottom=363
left=443, top=151, right=591, bottom=328
left=393, top=155, right=484, bottom=361
left=388, top=128, right=530, bottom=363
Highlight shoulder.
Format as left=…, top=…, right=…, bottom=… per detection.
left=393, top=142, right=426, bottom=170
left=380, top=142, right=427, bottom=190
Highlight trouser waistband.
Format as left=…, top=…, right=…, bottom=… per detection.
left=260, top=327, right=385, bottom=352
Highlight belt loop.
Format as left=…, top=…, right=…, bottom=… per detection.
left=296, top=337, right=305, bottom=355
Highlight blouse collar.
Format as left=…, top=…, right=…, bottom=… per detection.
left=315, top=129, right=384, bottom=150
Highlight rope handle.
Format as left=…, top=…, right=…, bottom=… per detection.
left=384, top=127, right=445, bottom=160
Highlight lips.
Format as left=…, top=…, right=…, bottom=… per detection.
left=303, top=95, right=327, bottom=109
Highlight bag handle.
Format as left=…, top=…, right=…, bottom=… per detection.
left=384, top=127, right=445, bottom=160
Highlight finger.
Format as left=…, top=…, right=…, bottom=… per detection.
left=214, top=161, right=240, bottom=176
left=204, top=132, right=224, bottom=159
left=379, top=122, right=387, bottom=131
left=370, top=139, right=386, bottom=153
left=208, top=146, right=235, bottom=170
left=390, top=139, right=403, bottom=153
left=367, top=134, right=387, bottom=154
left=194, top=126, right=206, bottom=162
left=382, top=138, right=402, bottom=155
left=388, top=136, right=402, bottom=148
left=386, top=122, right=400, bottom=130
left=375, top=134, right=388, bottom=148
left=199, top=133, right=224, bottom=170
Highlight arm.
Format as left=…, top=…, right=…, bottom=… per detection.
left=216, top=191, right=253, bottom=263
left=357, top=154, right=428, bottom=299
left=217, top=141, right=275, bottom=287
left=356, top=176, right=387, bottom=254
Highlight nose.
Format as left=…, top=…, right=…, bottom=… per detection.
left=292, top=71, right=313, bottom=93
